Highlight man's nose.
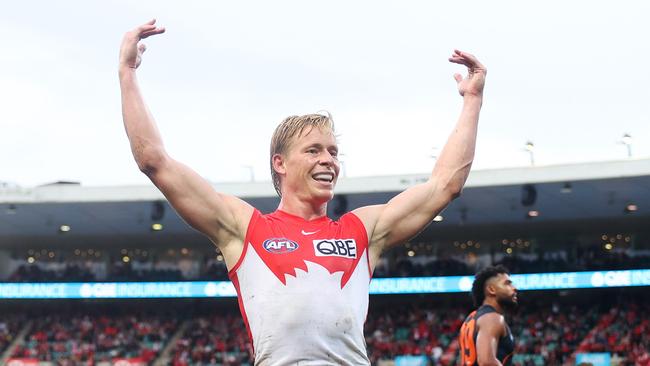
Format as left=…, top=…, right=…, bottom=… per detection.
left=319, top=152, right=335, bottom=165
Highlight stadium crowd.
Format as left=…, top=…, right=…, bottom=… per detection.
left=374, top=247, right=650, bottom=278
left=2, top=235, right=648, bottom=364
left=1, top=292, right=648, bottom=365
left=171, top=314, right=251, bottom=365
left=1, top=316, right=21, bottom=357
left=10, top=310, right=178, bottom=365
left=4, top=245, right=650, bottom=283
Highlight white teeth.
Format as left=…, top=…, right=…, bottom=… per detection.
left=313, top=173, right=333, bottom=182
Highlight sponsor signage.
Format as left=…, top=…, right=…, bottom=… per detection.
left=1, top=269, right=649, bottom=299
left=313, top=239, right=357, bottom=258
left=7, top=359, right=40, bottom=366
left=575, top=353, right=611, bottom=366
left=395, top=356, right=428, bottom=366
left=112, top=358, right=147, bottom=366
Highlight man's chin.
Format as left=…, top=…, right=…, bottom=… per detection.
left=311, top=192, right=334, bottom=205
left=498, top=298, right=519, bottom=314
left=315, top=187, right=335, bottom=199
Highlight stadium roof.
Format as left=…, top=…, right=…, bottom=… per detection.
left=1, top=158, right=649, bottom=247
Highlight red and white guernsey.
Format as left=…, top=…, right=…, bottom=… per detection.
left=229, top=209, right=372, bottom=365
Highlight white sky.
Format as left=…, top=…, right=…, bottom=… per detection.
left=1, top=1, right=649, bottom=187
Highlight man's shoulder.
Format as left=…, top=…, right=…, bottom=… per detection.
left=476, top=309, right=507, bottom=336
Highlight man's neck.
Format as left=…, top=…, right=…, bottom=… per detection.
left=483, top=298, right=504, bottom=314
left=277, top=197, right=328, bottom=221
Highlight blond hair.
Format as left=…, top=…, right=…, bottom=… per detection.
left=270, top=113, right=335, bottom=197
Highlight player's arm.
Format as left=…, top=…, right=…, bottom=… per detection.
left=475, top=313, right=505, bottom=366
left=118, top=20, right=253, bottom=261
left=355, top=50, right=485, bottom=257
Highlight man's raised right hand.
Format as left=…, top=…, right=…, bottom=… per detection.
left=119, top=19, right=165, bottom=71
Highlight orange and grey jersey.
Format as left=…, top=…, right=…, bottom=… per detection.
left=229, top=209, right=372, bottom=365
left=458, top=305, right=514, bottom=366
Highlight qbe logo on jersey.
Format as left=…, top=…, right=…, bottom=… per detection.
left=313, top=239, right=357, bottom=259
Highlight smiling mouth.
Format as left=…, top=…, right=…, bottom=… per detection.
left=312, top=172, right=334, bottom=183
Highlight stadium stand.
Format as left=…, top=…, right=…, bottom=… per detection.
left=9, top=307, right=178, bottom=365
left=2, top=160, right=649, bottom=365
left=4, top=241, right=650, bottom=282
left=1, top=290, right=649, bottom=365
left=0, top=316, right=22, bottom=358
left=170, top=314, right=251, bottom=365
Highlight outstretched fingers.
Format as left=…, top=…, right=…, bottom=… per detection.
left=134, top=19, right=166, bottom=40
left=448, top=49, right=485, bottom=71
left=141, top=27, right=165, bottom=39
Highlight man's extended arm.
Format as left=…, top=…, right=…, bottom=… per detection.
left=355, top=50, right=485, bottom=263
left=475, top=313, right=505, bottom=366
left=118, top=20, right=253, bottom=267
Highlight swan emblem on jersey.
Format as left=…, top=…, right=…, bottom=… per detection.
left=263, top=238, right=299, bottom=254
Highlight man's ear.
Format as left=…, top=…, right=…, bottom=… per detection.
left=485, top=280, right=497, bottom=297
left=272, top=154, right=286, bottom=176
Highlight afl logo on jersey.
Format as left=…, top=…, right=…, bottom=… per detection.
left=263, top=238, right=299, bottom=254
left=313, top=239, right=357, bottom=258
